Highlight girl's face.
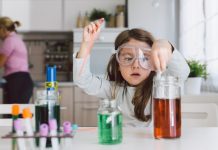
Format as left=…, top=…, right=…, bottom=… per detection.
left=118, top=39, right=152, bottom=86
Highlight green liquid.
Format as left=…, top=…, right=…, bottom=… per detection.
left=35, top=104, right=60, bottom=147
left=98, top=113, right=122, bottom=144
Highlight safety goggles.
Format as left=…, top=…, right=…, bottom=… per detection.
left=115, top=44, right=152, bottom=69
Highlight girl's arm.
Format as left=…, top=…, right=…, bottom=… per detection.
left=73, top=18, right=115, bottom=99
left=150, top=39, right=190, bottom=81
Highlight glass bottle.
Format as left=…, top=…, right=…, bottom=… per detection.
left=35, top=90, right=60, bottom=147
left=153, top=75, right=181, bottom=139
left=97, top=99, right=122, bottom=144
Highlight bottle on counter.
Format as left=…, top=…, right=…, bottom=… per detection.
left=97, top=99, right=122, bottom=144
left=116, top=12, right=124, bottom=28
left=153, top=74, right=181, bottom=139
left=76, top=12, right=83, bottom=28
left=83, top=12, right=90, bottom=27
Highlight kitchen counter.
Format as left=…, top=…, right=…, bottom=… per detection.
left=1, top=127, right=218, bottom=149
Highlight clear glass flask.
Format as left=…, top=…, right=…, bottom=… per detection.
left=97, top=99, right=122, bottom=144
left=153, top=75, right=181, bottom=139
left=35, top=90, right=60, bottom=147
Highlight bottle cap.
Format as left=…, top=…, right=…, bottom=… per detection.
left=46, top=65, right=57, bottom=82
left=14, top=119, right=23, bottom=131
left=40, top=124, right=49, bottom=136
left=49, top=119, right=57, bottom=130
left=12, top=104, right=20, bottom=115
left=72, top=124, right=78, bottom=130
left=63, top=121, right=72, bottom=134
left=22, top=108, right=32, bottom=118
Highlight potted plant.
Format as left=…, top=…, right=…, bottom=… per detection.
left=89, top=9, right=110, bottom=27
left=184, top=60, right=208, bottom=95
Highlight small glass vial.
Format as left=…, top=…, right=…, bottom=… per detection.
left=97, top=99, right=122, bottom=144
left=153, top=75, right=181, bottom=139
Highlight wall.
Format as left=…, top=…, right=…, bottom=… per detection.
left=128, top=0, right=179, bottom=47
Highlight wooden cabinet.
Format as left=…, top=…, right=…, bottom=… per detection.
left=74, top=86, right=100, bottom=127
left=59, top=87, right=74, bottom=124
left=1, top=0, right=63, bottom=31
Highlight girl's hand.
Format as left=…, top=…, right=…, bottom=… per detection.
left=77, top=18, right=104, bottom=58
left=150, top=39, right=173, bottom=72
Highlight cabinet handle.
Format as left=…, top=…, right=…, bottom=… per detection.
left=60, top=106, right=67, bottom=110
left=82, top=106, right=98, bottom=110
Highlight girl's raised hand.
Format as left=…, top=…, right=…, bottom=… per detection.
left=82, top=18, right=104, bottom=48
left=150, top=39, right=173, bottom=72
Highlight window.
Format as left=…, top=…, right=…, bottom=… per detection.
left=179, top=0, right=218, bottom=92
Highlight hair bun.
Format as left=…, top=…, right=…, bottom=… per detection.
left=14, top=21, right=21, bottom=27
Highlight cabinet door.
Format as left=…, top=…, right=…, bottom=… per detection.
left=74, top=87, right=100, bottom=127
left=59, top=87, right=74, bottom=124
left=1, top=0, right=62, bottom=31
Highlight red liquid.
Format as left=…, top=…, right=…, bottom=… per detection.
left=153, top=98, right=181, bottom=139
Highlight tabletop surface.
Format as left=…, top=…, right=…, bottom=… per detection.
left=1, top=127, right=218, bottom=150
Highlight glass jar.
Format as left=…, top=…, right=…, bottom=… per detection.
left=153, top=75, right=181, bottom=139
left=35, top=90, right=60, bottom=147
left=97, top=99, right=122, bottom=144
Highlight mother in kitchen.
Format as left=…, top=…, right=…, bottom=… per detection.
left=0, top=17, right=33, bottom=104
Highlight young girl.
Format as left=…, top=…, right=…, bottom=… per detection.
left=73, top=18, right=190, bottom=127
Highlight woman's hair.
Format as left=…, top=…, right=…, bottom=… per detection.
left=106, top=28, right=156, bottom=122
left=0, top=17, right=21, bottom=32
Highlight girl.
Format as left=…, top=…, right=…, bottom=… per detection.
left=73, top=18, right=190, bottom=127
left=0, top=17, right=33, bottom=104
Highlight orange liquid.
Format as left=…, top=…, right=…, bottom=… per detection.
left=153, top=98, right=181, bottom=139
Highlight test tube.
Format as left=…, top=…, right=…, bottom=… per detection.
left=62, top=121, right=72, bottom=149
left=39, top=124, right=49, bottom=150
left=12, top=104, right=20, bottom=150
left=14, top=119, right=26, bottom=150
left=49, top=119, right=59, bottom=150
left=22, top=108, right=35, bottom=150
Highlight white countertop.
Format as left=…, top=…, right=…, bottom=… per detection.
left=1, top=127, right=218, bottom=150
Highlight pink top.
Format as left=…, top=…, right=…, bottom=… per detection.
left=0, top=32, right=29, bottom=76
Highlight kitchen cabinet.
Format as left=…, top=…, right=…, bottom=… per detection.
left=74, top=86, right=100, bottom=127
left=63, top=0, right=125, bottom=30
left=1, top=0, right=63, bottom=31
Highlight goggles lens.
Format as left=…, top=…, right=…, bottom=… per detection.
left=116, top=45, right=151, bottom=69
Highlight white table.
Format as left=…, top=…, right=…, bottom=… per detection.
left=1, top=127, right=218, bottom=150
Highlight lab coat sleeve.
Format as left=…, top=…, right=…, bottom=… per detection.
left=164, top=49, right=190, bottom=81
left=73, top=52, right=113, bottom=99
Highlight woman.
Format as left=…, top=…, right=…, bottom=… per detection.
left=0, top=17, right=33, bottom=104
left=73, top=19, right=190, bottom=127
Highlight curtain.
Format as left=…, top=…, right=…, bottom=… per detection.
left=179, top=0, right=218, bottom=92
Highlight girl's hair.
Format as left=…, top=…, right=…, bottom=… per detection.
left=106, top=28, right=156, bottom=122
left=0, top=17, right=21, bottom=32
